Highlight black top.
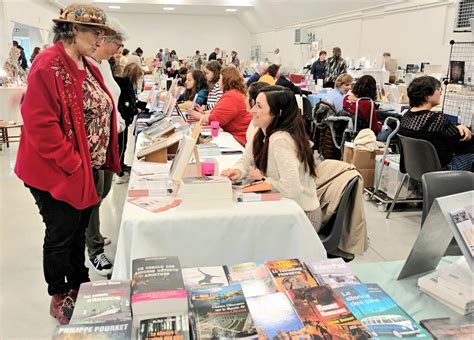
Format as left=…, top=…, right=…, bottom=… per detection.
left=310, top=59, right=326, bottom=81
left=246, top=72, right=260, bottom=86
left=399, top=109, right=472, bottom=167
left=208, top=52, right=217, bottom=61
left=276, top=76, right=312, bottom=96
left=114, top=76, right=138, bottom=125
left=18, top=47, right=28, bottom=70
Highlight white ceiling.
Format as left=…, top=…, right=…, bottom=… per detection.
left=52, top=0, right=397, bottom=33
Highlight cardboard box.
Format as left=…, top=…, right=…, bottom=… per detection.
left=343, top=142, right=384, bottom=188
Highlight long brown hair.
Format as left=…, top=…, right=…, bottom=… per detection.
left=121, top=63, right=143, bottom=87
left=204, top=60, right=221, bottom=88
left=220, top=66, right=246, bottom=94
left=253, top=86, right=316, bottom=177
left=184, top=69, right=208, bottom=101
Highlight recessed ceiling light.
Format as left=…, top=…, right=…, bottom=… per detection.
left=108, top=5, right=120, bottom=9
left=163, top=7, right=175, bottom=10
left=225, top=8, right=237, bottom=12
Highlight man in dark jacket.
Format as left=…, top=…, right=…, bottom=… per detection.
left=247, top=64, right=268, bottom=86
left=310, top=50, right=327, bottom=83
left=208, top=47, right=220, bottom=61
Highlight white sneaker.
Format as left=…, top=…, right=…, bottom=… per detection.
left=115, top=173, right=129, bottom=184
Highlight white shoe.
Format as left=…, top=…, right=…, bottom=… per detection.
left=115, top=173, right=129, bottom=184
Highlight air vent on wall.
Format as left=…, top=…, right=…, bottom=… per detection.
left=454, top=0, right=473, bottom=32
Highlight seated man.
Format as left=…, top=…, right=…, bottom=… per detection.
left=399, top=76, right=473, bottom=171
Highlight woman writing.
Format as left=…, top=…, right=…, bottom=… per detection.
left=15, top=4, right=120, bottom=324
left=188, top=66, right=252, bottom=145
left=222, top=86, right=321, bottom=229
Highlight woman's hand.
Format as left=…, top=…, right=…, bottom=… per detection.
left=221, top=168, right=241, bottom=181
left=187, top=109, right=202, bottom=121
left=195, top=104, right=205, bottom=113
left=248, top=167, right=263, bottom=180
left=457, top=125, right=472, bottom=141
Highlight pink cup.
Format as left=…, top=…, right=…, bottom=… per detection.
left=201, top=162, right=216, bottom=176
left=210, top=121, right=220, bottom=137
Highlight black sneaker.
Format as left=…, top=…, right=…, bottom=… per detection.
left=89, top=253, right=113, bottom=276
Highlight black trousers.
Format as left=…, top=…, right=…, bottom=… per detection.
left=117, top=124, right=129, bottom=172
left=28, top=171, right=97, bottom=296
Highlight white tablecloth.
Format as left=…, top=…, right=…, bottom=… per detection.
left=0, top=87, right=25, bottom=123
left=112, top=129, right=327, bottom=279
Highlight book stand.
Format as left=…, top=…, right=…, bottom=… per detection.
left=397, top=191, right=473, bottom=279
left=143, top=141, right=179, bottom=163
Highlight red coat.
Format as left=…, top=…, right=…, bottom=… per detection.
left=342, top=95, right=382, bottom=134
left=208, top=89, right=252, bottom=145
left=15, top=41, right=120, bottom=210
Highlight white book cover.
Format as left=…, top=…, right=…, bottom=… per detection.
left=306, top=258, right=360, bottom=288
left=437, top=257, right=474, bottom=294
left=450, top=205, right=474, bottom=257
left=182, top=266, right=228, bottom=291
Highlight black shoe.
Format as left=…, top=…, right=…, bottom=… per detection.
left=122, top=165, right=132, bottom=172
left=89, top=253, right=113, bottom=276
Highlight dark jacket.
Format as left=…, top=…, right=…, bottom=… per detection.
left=276, top=76, right=312, bottom=96
left=208, top=51, right=217, bottom=61
left=115, top=76, right=138, bottom=125
left=311, top=59, right=326, bottom=81
left=18, top=47, right=28, bottom=70
left=246, top=72, right=260, bottom=86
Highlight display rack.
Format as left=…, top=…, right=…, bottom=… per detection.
left=442, top=40, right=474, bottom=128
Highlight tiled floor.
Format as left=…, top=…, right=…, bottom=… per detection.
left=0, top=140, right=424, bottom=339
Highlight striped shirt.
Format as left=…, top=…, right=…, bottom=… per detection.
left=206, top=82, right=223, bottom=110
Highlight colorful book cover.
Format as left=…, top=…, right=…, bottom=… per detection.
left=189, top=284, right=258, bottom=339
left=246, top=292, right=304, bottom=339
left=52, top=320, right=132, bottom=339
left=265, top=258, right=318, bottom=292
left=420, top=314, right=473, bottom=339
left=306, top=258, right=361, bottom=288
left=336, top=283, right=431, bottom=339
left=449, top=205, right=474, bottom=257
left=70, top=280, right=131, bottom=324
left=182, top=266, right=228, bottom=291
left=287, top=286, right=370, bottom=339
left=225, top=261, right=277, bottom=297
left=131, top=256, right=187, bottom=303
left=138, top=315, right=190, bottom=340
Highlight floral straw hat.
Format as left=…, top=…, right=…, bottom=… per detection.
left=53, top=3, right=116, bottom=35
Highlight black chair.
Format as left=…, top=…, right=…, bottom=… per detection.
left=386, top=135, right=442, bottom=219
left=421, top=171, right=474, bottom=225
left=318, top=177, right=359, bottom=255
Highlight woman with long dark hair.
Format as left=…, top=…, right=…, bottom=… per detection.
left=222, top=86, right=321, bottom=229
left=179, top=69, right=209, bottom=106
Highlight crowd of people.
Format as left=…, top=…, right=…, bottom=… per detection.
left=10, top=1, right=473, bottom=328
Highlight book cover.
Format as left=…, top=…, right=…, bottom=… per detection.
left=437, top=257, right=473, bottom=294
left=246, top=292, right=304, bottom=339
left=450, top=60, right=465, bottom=84
left=70, top=280, right=131, bottom=324
left=449, top=205, right=474, bottom=257
left=286, top=287, right=370, bottom=339
left=189, top=284, right=258, bottom=339
left=182, top=266, right=229, bottom=291
left=128, top=197, right=182, bottom=213
left=336, top=283, right=431, bottom=339
left=52, top=320, right=132, bottom=339
left=224, top=261, right=277, bottom=298
left=265, top=258, right=318, bottom=292
left=420, top=313, right=473, bottom=339
left=306, top=258, right=361, bottom=288
left=233, top=188, right=281, bottom=203
left=138, top=315, right=190, bottom=340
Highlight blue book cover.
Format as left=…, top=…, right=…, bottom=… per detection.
left=246, top=292, right=304, bottom=338
left=336, top=284, right=432, bottom=339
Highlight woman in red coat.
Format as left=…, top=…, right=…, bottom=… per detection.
left=188, top=66, right=252, bottom=145
left=14, top=4, right=120, bottom=324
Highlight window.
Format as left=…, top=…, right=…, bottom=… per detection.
left=454, top=0, right=474, bottom=32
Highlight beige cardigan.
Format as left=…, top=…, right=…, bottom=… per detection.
left=234, top=131, right=320, bottom=212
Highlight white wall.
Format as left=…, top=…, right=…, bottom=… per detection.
left=112, top=12, right=252, bottom=62
left=251, top=1, right=473, bottom=73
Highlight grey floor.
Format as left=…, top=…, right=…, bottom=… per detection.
left=0, top=138, right=423, bottom=339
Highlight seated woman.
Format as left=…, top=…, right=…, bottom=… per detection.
left=245, top=81, right=270, bottom=145
left=325, top=73, right=353, bottom=113
left=400, top=76, right=473, bottom=171
left=275, top=65, right=312, bottom=95
left=178, top=69, right=209, bottom=106
left=188, top=66, right=252, bottom=145
left=342, top=75, right=381, bottom=134
left=222, top=86, right=321, bottom=230
left=164, top=61, right=177, bottom=78
left=259, top=64, right=279, bottom=85
left=203, top=60, right=223, bottom=110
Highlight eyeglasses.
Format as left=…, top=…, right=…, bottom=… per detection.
left=90, top=28, right=105, bottom=40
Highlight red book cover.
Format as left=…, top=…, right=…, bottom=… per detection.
left=265, top=259, right=318, bottom=293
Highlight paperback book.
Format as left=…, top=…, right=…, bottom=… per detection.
left=224, top=261, right=277, bottom=298
left=182, top=266, right=229, bottom=291
left=128, top=196, right=182, bottom=213
left=138, top=315, right=190, bottom=340
left=336, top=283, right=431, bottom=339
left=131, top=257, right=188, bottom=327
left=246, top=292, right=304, bottom=339
left=306, top=258, right=361, bottom=288
left=189, top=284, right=258, bottom=339
left=449, top=205, right=474, bottom=257
left=420, top=313, right=473, bottom=339
left=70, top=280, right=131, bottom=324
left=52, top=320, right=133, bottom=339
left=265, top=258, right=318, bottom=292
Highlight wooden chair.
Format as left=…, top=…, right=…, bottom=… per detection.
left=0, top=121, right=23, bottom=151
